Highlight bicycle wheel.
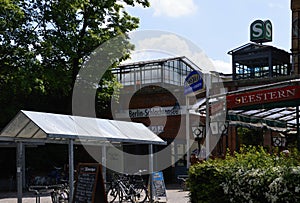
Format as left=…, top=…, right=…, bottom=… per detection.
left=50, top=191, right=59, bottom=203
left=58, top=189, right=69, bottom=202
left=107, top=186, right=119, bottom=203
left=131, top=186, right=148, bottom=203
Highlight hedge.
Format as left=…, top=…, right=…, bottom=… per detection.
left=188, top=146, right=300, bottom=203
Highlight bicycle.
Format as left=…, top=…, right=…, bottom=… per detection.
left=50, top=183, right=69, bottom=203
left=28, top=184, right=69, bottom=203
left=106, top=171, right=148, bottom=203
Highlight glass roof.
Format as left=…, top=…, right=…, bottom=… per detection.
left=0, top=110, right=166, bottom=145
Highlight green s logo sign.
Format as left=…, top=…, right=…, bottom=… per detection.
left=250, top=20, right=272, bottom=43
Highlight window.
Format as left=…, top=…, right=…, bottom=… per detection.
left=114, top=58, right=196, bottom=87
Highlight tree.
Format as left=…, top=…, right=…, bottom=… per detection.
left=0, top=0, right=149, bottom=126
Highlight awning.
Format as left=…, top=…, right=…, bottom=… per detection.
left=191, top=98, right=206, bottom=111
left=0, top=110, right=166, bottom=202
left=224, top=79, right=300, bottom=129
left=0, top=110, right=166, bottom=145
left=228, top=110, right=289, bottom=132
left=194, top=79, right=300, bottom=131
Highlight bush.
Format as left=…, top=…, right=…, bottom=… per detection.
left=189, top=162, right=228, bottom=203
left=188, top=146, right=300, bottom=203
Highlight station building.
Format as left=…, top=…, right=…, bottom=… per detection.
left=111, top=57, right=205, bottom=182
left=1, top=0, right=300, bottom=190
left=110, top=0, right=300, bottom=181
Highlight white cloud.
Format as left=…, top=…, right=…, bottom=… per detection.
left=123, top=32, right=233, bottom=79
left=150, top=0, right=198, bottom=18
left=126, top=32, right=216, bottom=73
left=211, top=59, right=232, bottom=74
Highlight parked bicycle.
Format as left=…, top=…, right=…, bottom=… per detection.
left=29, top=183, right=69, bottom=203
left=106, top=170, right=148, bottom=203
left=50, top=183, right=69, bottom=203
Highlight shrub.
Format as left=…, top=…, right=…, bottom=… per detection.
left=188, top=146, right=300, bottom=203
left=188, top=161, right=228, bottom=203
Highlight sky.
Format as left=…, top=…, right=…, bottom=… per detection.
left=123, top=0, right=291, bottom=74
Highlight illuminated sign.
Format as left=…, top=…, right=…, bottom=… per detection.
left=184, top=70, right=203, bottom=95
left=250, top=20, right=272, bottom=43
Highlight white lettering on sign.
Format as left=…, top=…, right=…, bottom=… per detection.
left=252, top=22, right=263, bottom=38
left=265, top=21, right=272, bottom=38
left=185, top=74, right=200, bottom=86
left=234, top=89, right=296, bottom=105
left=250, top=19, right=272, bottom=43
left=83, top=167, right=96, bottom=172
left=129, top=106, right=181, bottom=118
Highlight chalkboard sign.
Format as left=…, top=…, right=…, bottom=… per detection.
left=73, top=163, right=107, bottom=203
left=151, top=171, right=167, bottom=201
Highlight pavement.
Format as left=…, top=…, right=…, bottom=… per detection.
left=0, top=184, right=190, bottom=203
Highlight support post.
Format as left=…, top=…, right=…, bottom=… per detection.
left=205, top=74, right=211, bottom=160
left=186, top=96, right=190, bottom=169
left=22, top=144, right=26, bottom=190
left=102, top=144, right=107, bottom=183
left=16, top=142, right=23, bottom=203
left=297, top=106, right=300, bottom=151
left=68, top=139, right=74, bottom=203
left=149, top=144, right=154, bottom=203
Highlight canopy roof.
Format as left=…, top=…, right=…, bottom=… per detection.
left=194, top=79, right=300, bottom=132
left=0, top=110, right=166, bottom=145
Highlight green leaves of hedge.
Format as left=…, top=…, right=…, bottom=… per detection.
left=188, top=146, right=300, bottom=203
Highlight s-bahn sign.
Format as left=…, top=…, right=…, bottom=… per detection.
left=227, top=86, right=300, bottom=110
left=184, top=70, right=204, bottom=95
left=250, top=20, right=272, bottom=43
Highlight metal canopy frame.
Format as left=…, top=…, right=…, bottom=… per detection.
left=194, top=79, right=300, bottom=141
left=0, top=110, right=166, bottom=203
left=228, top=107, right=297, bottom=129
left=224, top=79, right=300, bottom=131
left=228, top=43, right=291, bottom=80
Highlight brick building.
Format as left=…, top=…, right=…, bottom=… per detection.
left=112, top=57, right=204, bottom=181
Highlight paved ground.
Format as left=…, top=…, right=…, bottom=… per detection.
left=0, top=184, right=190, bottom=203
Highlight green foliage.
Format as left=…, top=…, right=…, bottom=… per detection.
left=188, top=161, right=228, bottom=203
left=188, top=146, right=300, bottom=203
left=0, top=0, right=149, bottom=126
left=238, top=127, right=263, bottom=146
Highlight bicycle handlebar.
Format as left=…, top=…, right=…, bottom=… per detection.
left=29, top=184, right=67, bottom=191
left=134, top=169, right=147, bottom=175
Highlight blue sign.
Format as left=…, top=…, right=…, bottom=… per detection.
left=151, top=171, right=167, bottom=198
left=184, top=70, right=203, bottom=95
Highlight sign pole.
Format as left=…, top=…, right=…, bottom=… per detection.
left=205, top=73, right=211, bottom=160
left=186, top=95, right=190, bottom=169
left=184, top=70, right=204, bottom=165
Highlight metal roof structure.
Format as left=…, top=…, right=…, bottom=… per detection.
left=0, top=110, right=166, bottom=202
left=195, top=79, right=300, bottom=132
left=225, top=79, right=300, bottom=131
left=0, top=110, right=166, bottom=145
left=228, top=43, right=291, bottom=80
left=118, top=56, right=202, bottom=72
left=227, top=108, right=295, bottom=132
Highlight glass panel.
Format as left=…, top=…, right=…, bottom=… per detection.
left=113, top=58, right=198, bottom=86
left=164, top=66, right=170, bottom=83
